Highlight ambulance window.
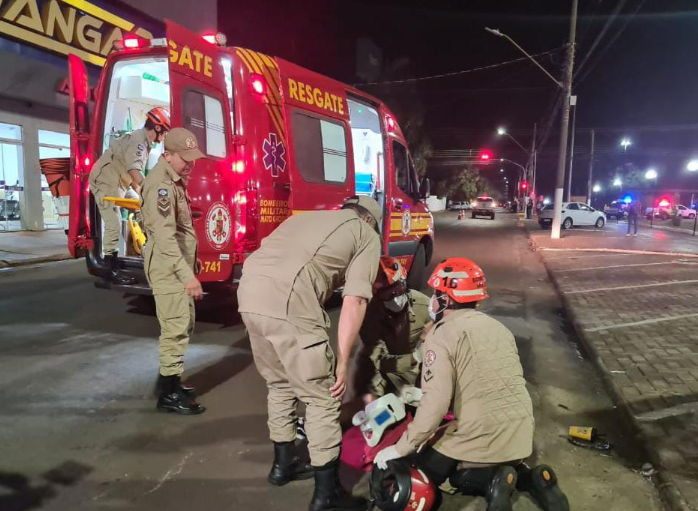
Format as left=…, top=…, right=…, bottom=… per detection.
left=182, top=90, right=227, bottom=158
left=292, top=112, right=347, bottom=185
left=392, top=141, right=410, bottom=195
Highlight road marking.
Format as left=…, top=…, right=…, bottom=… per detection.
left=555, top=261, right=698, bottom=272
left=566, top=279, right=698, bottom=294
left=537, top=248, right=698, bottom=258
left=585, top=312, right=698, bottom=332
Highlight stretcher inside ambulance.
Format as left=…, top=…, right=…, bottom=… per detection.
left=67, top=21, right=434, bottom=295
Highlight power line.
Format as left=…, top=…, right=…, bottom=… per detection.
left=574, top=0, right=628, bottom=80
left=354, top=48, right=564, bottom=87
left=575, top=0, right=647, bottom=86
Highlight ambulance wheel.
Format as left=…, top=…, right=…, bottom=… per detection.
left=407, top=244, right=426, bottom=291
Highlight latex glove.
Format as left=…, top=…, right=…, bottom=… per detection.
left=374, top=445, right=402, bottom=470
left=399, top=386, right=424, bottom=407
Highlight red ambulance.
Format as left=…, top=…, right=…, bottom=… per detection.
left=67, top=21, right=434, bottom=294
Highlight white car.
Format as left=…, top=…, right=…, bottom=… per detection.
left=539, top=202, right=606, bottom=229
left=677, top=205, right=696, bottom=219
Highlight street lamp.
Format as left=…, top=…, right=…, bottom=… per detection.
left=495, top=127, right=530, bottom=155
left=592, top=184, right=601, bottom=193
left=687, top=160, right=698, bottom=172
left=497, top=127, right=506, bottom=135
left=620, top=138, right=632, bottom=152
left=613, top=177, right=622, bottom=187
left=645, top=169, right=658, bottom=180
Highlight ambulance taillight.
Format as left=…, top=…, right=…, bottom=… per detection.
left=250, top=74, right=266, bottom=96
left=234, top=191, right=248, bottom=242
left=232, top=159, right=245, bottom=174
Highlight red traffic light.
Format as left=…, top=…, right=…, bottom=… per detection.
left=479, top=151, right=492, bottom=161
left=520, top=181, right=529, bottom=190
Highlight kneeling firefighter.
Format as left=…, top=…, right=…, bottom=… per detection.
left=355, top=257, right=431, bottom=404
left=372, top=258, right=570, bottom=511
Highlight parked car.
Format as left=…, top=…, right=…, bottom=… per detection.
left=539, top=202, right=606, bottom=229
left=448, top=201, right=470, bottom=211
left=471, top=196, right=495, bottom=220
left=677, top=205, right=696, bottom=219
left=604, top=200, right=627, bottom=220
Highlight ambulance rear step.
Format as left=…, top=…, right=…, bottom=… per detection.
left=94, top=279, right=153, bottom=296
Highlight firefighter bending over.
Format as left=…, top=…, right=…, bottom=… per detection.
left=356, top=257, right=430, bottom=403
left=238, top=196, right=382, bottom=511
left=89, top=107, right=170, bottom=284
left=374, top=258, right=570, bottom=511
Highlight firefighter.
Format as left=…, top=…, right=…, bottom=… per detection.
left=356, top=256, right=430, bottom=404
left=89, top=107, right=170, bottom=285
left=238, top=196, right=382, bottom=511
left=140, top=127, right=206, bottom=416
left=374, top=258, right=569, bottom=511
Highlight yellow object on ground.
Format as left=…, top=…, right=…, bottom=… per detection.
left=569, top=426, right=596, bottom=441
left=104, top=197, right=140, bottom=210
left=128, top=213, right=146, bottom=255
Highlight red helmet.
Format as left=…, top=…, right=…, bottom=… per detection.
left=370, top=460, right=437, bottom=511
left=428, top=258, right=488, bottom=303
left=146, top=107, right=171, bottom=132
left=374, top=257, right=407, bottom=301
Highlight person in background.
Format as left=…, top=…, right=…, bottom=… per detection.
left=626, top=199, right=641, bottom=237
left=89, top=107, right=170, bottom=284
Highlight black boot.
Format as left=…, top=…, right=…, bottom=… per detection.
left=156, top=374, right=196, bottom=398
left=156, top=375, right=206, bottom=415
left=486, top=466, right=517, bottom=511
left=449, top=465, right=517, bottom=511
left=309, top=460, right=367, bottom=511
left=104, top=253, right=136, bottom=285
left=267, top=441, right=314, bottom=486
left=517, top=465, right=569, bottom=511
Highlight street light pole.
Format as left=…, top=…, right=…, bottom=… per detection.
left=566, top=97, right=577, bottom=201
left=551, top=0, right=579, bottom=240
left=586, top=129, right=595, bottom=205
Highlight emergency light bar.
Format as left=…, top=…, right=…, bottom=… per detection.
left=202, top=33, right=228, bottom=46
left=113, top=37, right=167, bottom=50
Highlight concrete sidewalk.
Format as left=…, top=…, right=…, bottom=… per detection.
left=0, top=230, right=71, bottom=267
left=527, top=220, right=698, bottom=511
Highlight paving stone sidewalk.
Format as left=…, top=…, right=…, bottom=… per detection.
left=0, top=230, right=70, bottom=267
left=528, top=222, right=698, bottom=511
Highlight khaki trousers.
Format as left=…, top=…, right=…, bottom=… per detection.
left=154, top=290, right=195, bottom=377
left=356, top=342, right=420, bottom=397
left=241, top=313, right=340, bottom=466
left=92, top=187, right=121, bottom=255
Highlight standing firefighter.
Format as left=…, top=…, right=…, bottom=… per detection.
left=238, top=196, right=382, bottom=511
left=89, top=107, right=170, bottom=284
left=356, top=257, right=430, bottom=403
left=140, top=128, right=206, bottom=415
left=374, top=258, right=569, bottom=511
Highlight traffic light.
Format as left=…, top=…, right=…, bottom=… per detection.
left=520, top=181, right=529, bottom=190
left=479, top=150, right=492, bottom=161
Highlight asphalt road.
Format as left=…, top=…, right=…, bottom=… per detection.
left=0, top=212, right=664, bottom=511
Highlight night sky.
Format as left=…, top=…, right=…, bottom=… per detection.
left=220, top=0, right=698, bottom=200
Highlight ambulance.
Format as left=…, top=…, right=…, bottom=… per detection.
left=67, top=21, right=434, bottom=295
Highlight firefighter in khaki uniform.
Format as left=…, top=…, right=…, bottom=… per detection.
left=356, top=257, right=431, bottom=403
left=89, top=107, right=170, bottom=285
left=140, top=128, right=206, bottom=416
left=374, top=258, right=570, bottom=511
left=238, top=196, right=382, bottom=511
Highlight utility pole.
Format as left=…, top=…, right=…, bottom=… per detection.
left=566, top=97, right=577, bottom=200
left=586, top=129, right=595, bottom=205
left=551, top=0, right=579, bottom=239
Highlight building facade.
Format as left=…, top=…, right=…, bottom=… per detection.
left=0, top=0, right=216, bottom=232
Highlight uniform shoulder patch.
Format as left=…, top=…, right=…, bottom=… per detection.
left=158, top=188, right=169, bottom=198
left=423, top=368, right=434, bottom=382
left=137, top=144, right=146, bottom=151
left=424, top=350, right=437, bottom=367
left=157, top=189, right=171, bottom=217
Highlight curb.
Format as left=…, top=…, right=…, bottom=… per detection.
left=0, top=253, right=72, bottom=268
left=524, top=223, right=693, bottom=511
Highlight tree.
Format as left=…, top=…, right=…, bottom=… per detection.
left=433, top=167, right=489, bottom=201
left=616, top=163, right=649, bottom=189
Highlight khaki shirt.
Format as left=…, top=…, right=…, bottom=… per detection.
left=89, top=129, right=151, bottom=193
left=395, top=309, right=534, bottom=464
left=238, top=209, right=380, bottom=342
left=360, top=290, right=431, bottom=355
left=140, top=156, right=198, bottom=294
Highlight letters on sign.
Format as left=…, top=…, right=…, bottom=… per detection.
left=287, top=78, right=345, bottom=116
left=169, top=40, right=213, bottom=78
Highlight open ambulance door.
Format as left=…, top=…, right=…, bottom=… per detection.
left=165, top=20, right=235, bottom=283
left=278, top=60, right=354, bottom=213
left=67, top=54, right=93, bottom=258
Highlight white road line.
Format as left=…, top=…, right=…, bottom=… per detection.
left=555, top=261, right=696, bottom=272
left=566, top=279, right=698, bottom=294
left=585, top=312, right=698, bottom=332
left=537, top=248, right=698, bottom=258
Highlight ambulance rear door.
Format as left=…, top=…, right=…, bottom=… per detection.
left=67, top=54, right=93, bottom=258
left=277, top=60, right=354, bottom=213
left=165, top=20, right=235, bottom=283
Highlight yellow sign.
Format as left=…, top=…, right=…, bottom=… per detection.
left=168, top=40, right=213, bottom=78
left=0, top=0, right=153, bottom=66
left=287, top=78, right=345, bottom=115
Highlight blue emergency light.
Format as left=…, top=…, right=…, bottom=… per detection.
left=623, top=195, right=633, bottom=204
